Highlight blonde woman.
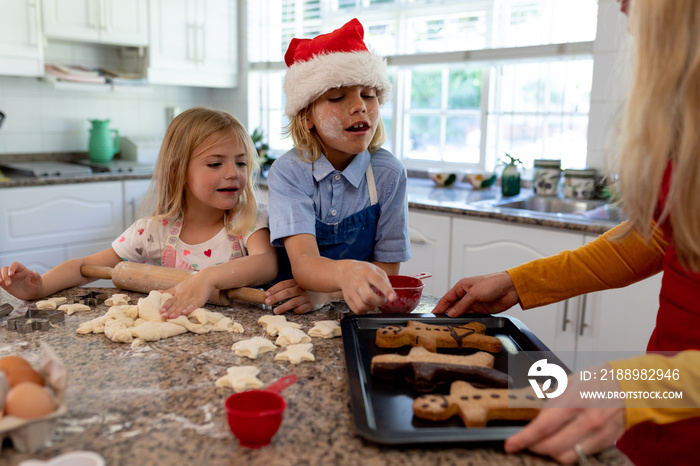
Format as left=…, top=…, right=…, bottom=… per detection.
left=433, top=1, right=700, bottom=464
left=1, top=107, right=277, bottom=318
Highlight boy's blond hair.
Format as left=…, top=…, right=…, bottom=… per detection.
left=147, top=106, right=260, bottom=236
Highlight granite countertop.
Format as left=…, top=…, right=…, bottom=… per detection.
left=0, top=287, right=632, bottom=466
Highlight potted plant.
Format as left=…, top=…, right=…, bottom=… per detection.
left=500, top=152, right=522, bottom=196
left=250, top=127, right=273, bottom=172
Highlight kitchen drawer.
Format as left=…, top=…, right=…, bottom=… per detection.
left=0, top=182, right=124, bottom=253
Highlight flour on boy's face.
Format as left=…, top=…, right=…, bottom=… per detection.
left=309, top=85, right=380, bottom=168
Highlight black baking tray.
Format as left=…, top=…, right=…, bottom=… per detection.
left=340, top=314, right=570, bottom=445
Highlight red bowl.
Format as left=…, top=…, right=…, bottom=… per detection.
left=379, top=275, right=425, bottom=314
left=225, top=390, right=286, bottom=448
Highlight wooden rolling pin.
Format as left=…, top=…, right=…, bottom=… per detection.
left=80, top=262, right=267, bottom=306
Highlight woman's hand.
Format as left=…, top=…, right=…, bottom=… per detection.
left=432, top=272, right=520, bottom=317
left=265, top=279, right=333, bottom=314
left=160, top=271, right=215, bottom=319
left=505, top=364, right=626, bottom=464
left=0, top=262, right=44, bottom=301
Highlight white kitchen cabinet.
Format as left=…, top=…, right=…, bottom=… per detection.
left=147, top=0, right=239, bottom=88
left=402, top=210, right=451, bottom=296
left=0, top=0, right=44, bottom=77
left=574, top=234, right=662, bottom=370
left=42, top=0, right=148, bottom=46
left=0, top=182, right=124, bottom=268
left=123, top=179, right=152, bottom=226
left=450, top=217, right=583, bottom=369
left=448, top=217, right=662, bottom=371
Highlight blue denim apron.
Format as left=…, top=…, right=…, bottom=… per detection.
left=274, top=163, right=380, bottom=281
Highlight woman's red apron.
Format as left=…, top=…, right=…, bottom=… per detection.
left=616, top=163, right=700, bottom=465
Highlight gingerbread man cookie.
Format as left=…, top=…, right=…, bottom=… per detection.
left=412, top=381, right=542, bottom=427
left=375, top=321, right=502, bottom=353
left=371, top=346, right=509, bottom=391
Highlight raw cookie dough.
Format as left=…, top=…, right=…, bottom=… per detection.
left=215, top=366, right=264, bottom=392
left=308, top=320, right=341, bottom=339
left=36, top=297, right=68, bottom=310
left=274, top=343, right=315, bottom=364
left=274, top=327, right=311, bottom=346
left=77, top=290, right=244, bottom=347
left=232, top=336, right=277, bottom=359
left=58, top=303, right=92, bottom=315
left=105, top=294, right=130, bottom=306
left=258, top=315, right=300, bottom=336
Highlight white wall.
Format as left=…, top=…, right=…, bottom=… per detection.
left=587, top=0, right=630, bottom=171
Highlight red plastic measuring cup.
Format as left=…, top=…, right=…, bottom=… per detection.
left=225, top=374, right=298, bottom=448
left=379, top=273, right=431, bottom=314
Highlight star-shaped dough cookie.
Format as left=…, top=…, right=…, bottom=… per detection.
left=274, top=327, right=311, bottom=346
left=105, top=294, right=131, bottom=306
left=308, top=320, right=341, bottom=339
left=274, top=343, right=314, bottom=364
left=36, top=297, right=68, bottom=310
left=58, top=303, right=92, bottom=315
left=232, top=336, right=277, bottom=359
left=258, top=315, right=300, bottom=336
left=215, top=366, right=264, bottom=392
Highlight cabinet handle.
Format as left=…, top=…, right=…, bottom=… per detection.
left=88, top=0, right=97, bottom=29
left=198, top=24, right=205, bottom=64
left=102, top=0, right=110, bottom=31
left=27, top=0, right=38, bottom=46
left=578, top=294, right=589, bottom=336
left=561, top=299, right=571, bottom=332
left=409, top=227, right=434, bottom=245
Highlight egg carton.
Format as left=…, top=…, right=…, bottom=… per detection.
left=0, top=343, right=68, bottom=454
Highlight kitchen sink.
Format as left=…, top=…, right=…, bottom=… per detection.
left=470, top=195, right=627, bottom=223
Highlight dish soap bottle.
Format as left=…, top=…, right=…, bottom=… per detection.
left=501, top=153, right=522, bottom=197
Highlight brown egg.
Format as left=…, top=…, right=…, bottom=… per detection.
left=5, top=382, right=56, bottom=419
left=6, top=367, right=45, bottom=387
left=0, top=355, right=32, bottom=374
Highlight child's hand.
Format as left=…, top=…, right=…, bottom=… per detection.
left=159, top=272, right=215, bottom=319
left=339, top=261, right=396, bottom=314
left=265, top=279, right=332, bottom=314
left=0, top=262, right=44, bottom=301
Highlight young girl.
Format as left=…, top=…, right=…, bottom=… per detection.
left=1, top=107, right=277, bottom=318
left=265, top=18, right=411, bottom=315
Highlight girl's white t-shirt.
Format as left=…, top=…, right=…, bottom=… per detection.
left=112, top=204, right=269, bottom=270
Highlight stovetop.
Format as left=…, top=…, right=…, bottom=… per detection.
left=0, top=161, right=93, bottom=177
left=0, top=160, right=154, bottom=178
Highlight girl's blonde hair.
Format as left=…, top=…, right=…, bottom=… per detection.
left=283, top=102, right=386, bottom=163
left=148, top=106, right=260, bottom=236
left=613, top=0, right=700, bottom=271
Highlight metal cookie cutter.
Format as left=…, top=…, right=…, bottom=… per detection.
left=73, top=291, right=108, bottom=307
left=0, top=302, right=13, bottom=318
left=7, top=308, right=65, bottom=334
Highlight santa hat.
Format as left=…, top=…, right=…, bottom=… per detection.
left=283, top=18, right=392, bottom=118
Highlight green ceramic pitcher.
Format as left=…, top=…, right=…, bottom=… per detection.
left=88, top=119, right=120, bottom=163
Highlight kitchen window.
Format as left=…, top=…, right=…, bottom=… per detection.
left=247, top=0, right=597, bottom=172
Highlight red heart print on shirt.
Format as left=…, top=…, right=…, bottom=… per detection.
left=119, top=236, right=125, bottom=242
left=204, top=249, right=212, bottom=257
left=162, top=219, right=168, bottom=226
left=183, top=250, right=191, bottom=256
left=138, top=229, right=144, bottom=235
